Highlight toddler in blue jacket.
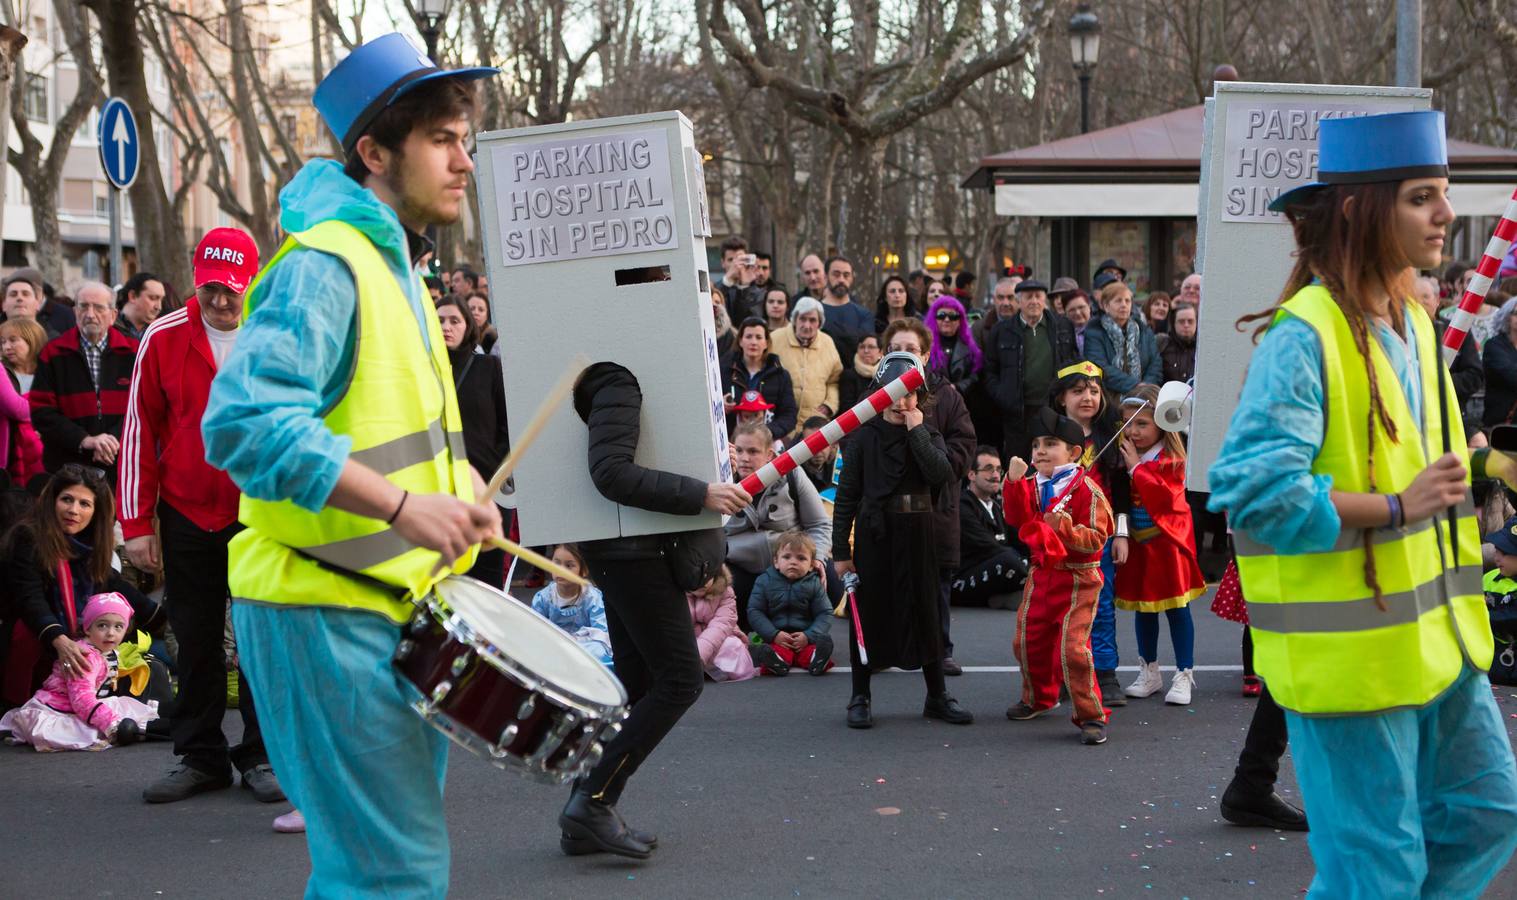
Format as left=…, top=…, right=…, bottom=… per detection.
left=746, top=532, right=834, bottom=676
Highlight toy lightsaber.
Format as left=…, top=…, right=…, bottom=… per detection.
left=739, top=367, right=926, bottom=496
left=840, top=572, right=868, bottom=666
left=1442, top=187, right=1517, bottom=363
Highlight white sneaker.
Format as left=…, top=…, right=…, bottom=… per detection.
left=1125, top=660, right=1163, bottom=698
left=1165, top=668, right=1195, bottom=706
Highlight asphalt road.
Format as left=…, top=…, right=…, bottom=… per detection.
left=5, top=592, right=1517, bottom=899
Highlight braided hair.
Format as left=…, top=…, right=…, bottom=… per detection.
left=1237, top=181, right=1415, bottom=609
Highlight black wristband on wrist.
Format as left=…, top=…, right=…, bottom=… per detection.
left=387, top=490, right=409, bottom=525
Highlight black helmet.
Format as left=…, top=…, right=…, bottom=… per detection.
left=870, top=350, right=926, bottom=391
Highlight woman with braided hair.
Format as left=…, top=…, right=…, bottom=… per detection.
left=1208, top=110, right=1517, bottom=898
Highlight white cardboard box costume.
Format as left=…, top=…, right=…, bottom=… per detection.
left=476, top=113, right=731, bottom=546
left=473, top=111, right=729, bottom=545
left=1189, top=82, right=1430, bottom=491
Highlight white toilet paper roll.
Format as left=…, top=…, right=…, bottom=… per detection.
left=1155, top=381, right=1193, bottom=433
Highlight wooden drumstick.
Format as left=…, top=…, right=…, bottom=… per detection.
left=480, top=354, right=587, bottom=503
left=487, top=536, right=588, bottom=587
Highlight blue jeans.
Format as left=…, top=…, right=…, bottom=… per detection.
left=232, top=601, right=450, bottom=900
left=1134, top=605, right=1194, bottom=670
left=1090, top=540, right=1119, bottom=670
left=1286, top=665, right=1517, bottom=899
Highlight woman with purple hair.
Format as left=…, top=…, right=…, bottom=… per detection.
left=926, top=295, right=984, bottom=397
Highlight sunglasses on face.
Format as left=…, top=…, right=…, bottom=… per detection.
left=59, top=463, right=107, bottom=484
left=936, top=312, right=961, bottom=321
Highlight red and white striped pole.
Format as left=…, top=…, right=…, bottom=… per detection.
left=1441, top=187, right=1517, bottom=364
left=739, top=367, right=925, bottom=497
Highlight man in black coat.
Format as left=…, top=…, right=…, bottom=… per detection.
left=982, top=280, right=1081, bottom=462
left=952, top=446, right=1028, bottom=607
left=559, top=362, right=750, bottom=862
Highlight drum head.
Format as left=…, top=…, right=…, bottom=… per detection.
left=435, top=577, right=624, bottom=708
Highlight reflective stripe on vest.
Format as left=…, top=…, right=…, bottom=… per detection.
left=227, top=219, right=477, bottom=623
left=1234, top=285, right=1492, bottom=716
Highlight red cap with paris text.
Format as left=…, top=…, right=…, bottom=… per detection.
left=193, top=227, right=259, bottom=293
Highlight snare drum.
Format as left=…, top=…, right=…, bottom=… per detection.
left=393, top=576, right=628, bottom=784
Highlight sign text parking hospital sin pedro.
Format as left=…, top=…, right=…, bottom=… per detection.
left=493, top=129, right=679, bottom=266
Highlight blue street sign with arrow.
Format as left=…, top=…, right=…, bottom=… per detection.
left=98, top=97, right=139, bottom=190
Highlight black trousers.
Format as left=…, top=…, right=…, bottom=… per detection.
left=159, top=502, right=265, bottom=775
left=950, top=549, right=1027, bottom=607
left=579, top=551, right=703, bottom=804
left=464, top=507, right=514, bottom=590
left=1232, top=682, right=1289, bottom=796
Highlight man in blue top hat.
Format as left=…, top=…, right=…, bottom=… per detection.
left=1209, top=109, right=1517, bottom=898
left=202, top=33, right=501, bottom=897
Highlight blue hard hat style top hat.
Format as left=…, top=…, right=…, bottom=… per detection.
left=1268, top=109, right=1449, bottom=213
left=313, top=32, right=498, bottom=155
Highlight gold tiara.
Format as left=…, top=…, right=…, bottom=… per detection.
left=1057, top=361, right=1102, bottom=380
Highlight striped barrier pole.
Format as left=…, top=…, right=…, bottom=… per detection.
left=1442, top=187, right=1517, bottom=364
left=739, top=367, right=925, bottom=497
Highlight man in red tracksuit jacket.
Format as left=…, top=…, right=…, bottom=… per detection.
left=119, top=228, right=284, bottom=805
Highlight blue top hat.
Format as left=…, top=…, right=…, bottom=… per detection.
left=314, top=33, right=498, bottom=155
left=1268, top=110, right=1448, bottom=212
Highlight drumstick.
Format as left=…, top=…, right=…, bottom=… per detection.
left=481, top=354, right=587, bottom=502
left=486, top=536, right=588, bottom=587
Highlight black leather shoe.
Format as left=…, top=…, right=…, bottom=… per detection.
left=923, top=692, right=974, bottom=724
left=941, top=656, right=964, bottom=676
left=1220, top=782, right=1309, bottom=831
left=846, top=694, right=873, bottom=729
left=241, top=764, right=286, bottom=803
left=560, top=821, right=658, bottom=856
left=559, top=789, right=654, bottom=859
left=1097, top=669, right=1127, bottom=707
left=113, top=718, right=141, bottom=745
left=143, top=765, right=233, bottom=804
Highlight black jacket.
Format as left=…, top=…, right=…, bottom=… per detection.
left=957, top=486, right=1010, bottom=570
left=1483, top=333, right=1517, bottom=428
left=5, top=527, right=164, bottom=651
left=1434, top=319, right=1483, bottom=408
left=573, top=362, right=711, bottom=558
left=982, top=313, right=1080, bottom=422
left=449, top=348, right=510, bottom=482
left=1159, top=333, right=1196, bottom=385
left=721, top=351, right=798, bottom=441
left=925, top=377, right=977, bottom=570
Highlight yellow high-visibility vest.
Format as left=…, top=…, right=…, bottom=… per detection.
left=227, top=219, right=477, bottom=624
left=1234, top=284, right=1491, bottom=715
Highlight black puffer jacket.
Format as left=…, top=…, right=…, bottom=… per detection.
left=573, top=362, right=711, bottom=558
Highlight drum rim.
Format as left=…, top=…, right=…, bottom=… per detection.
left=421, top=589, right=629, bottom=714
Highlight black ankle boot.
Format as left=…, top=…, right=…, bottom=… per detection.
left=559, top=788, right=654, bottom=859
left=1097, top=669, right=1127, bottom=707
left=846, top=694, right=873, bottom=729
left=1220, top=780, right=1309, bottom=831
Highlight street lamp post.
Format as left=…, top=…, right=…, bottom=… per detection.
left=1068, top=6, right=1101, bottom=135
left=414, top=0, right=452, bottom=63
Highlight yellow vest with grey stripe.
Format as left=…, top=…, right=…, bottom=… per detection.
left=1234, top=285, right=1491, bottom=716
left=227, top=219, right=478, bottom=624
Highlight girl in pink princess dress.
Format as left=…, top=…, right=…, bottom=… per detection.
left=687, top=567, right=756, bottom=682
left=0, top=593, right=159, bottom=751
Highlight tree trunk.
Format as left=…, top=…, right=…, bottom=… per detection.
left=0, top=25, right=27, bottom=244
left=84, top=0, right=191, bottom=291
left=837, top=135, right=887, bottom=289
left=227, top=0, right=277, bottom=260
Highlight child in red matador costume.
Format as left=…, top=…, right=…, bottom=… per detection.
left=1002, top=406, right=1115, bottom=745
